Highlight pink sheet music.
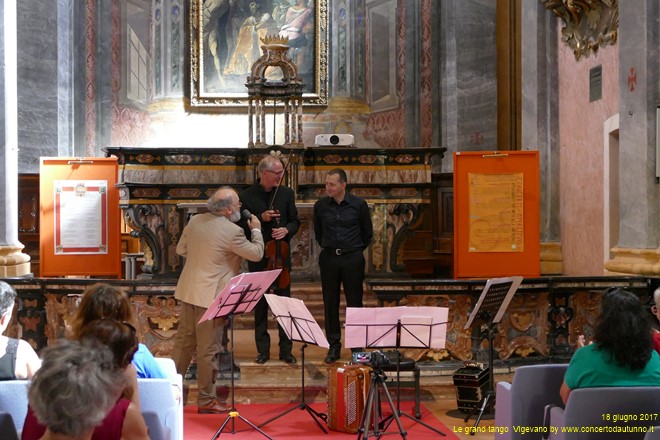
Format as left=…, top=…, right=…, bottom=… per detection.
left=198, top=269, right=281, bottom=324
left=264, top=294, right=330, bottom=348
left=344, top=306, right=448, bottom=349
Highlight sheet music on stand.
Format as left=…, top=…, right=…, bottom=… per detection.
left=345, top=306, right=449, bottom=439
left=461, top=275, right=523, bottom=433
left=198, top=269, right=281, bottom=440
left=463, top=276, right=523, bottom=330
left=264, top=294, right=329, bottom=348
left=198, top=270, right=281, bottom=324
left=345, top=306, right=448, bottom=349
left=259, top=294, right=330, bottom=433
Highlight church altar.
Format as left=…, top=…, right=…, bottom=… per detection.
left=104, top=146, right=446, bottom=279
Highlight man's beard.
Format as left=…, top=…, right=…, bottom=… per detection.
left=229, top=209, right=241, bottom=223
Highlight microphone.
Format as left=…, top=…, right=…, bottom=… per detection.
left=241, top=209, right=253, bottom=221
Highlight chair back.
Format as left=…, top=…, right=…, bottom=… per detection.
left=141, top=410, right=171, bottom=440
left=495, top=364, right=568, bottom=439
left=155, top=357, right=178, bottom=379
left=0, top=412, right=19, bottom=440
left=0, top=380, right=29, bottom=434
left=138, top=378, right=181, bottom=440
left=644, top=426, right=660, bottom=439
left=559, top=386, right=660, bottom=439
left=153, top=357, right=183, bottom=440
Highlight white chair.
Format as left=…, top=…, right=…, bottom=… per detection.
left=141, top=410, right=169, bottom=440
left=137, top=357, right=183, bottom=440
left=0, top=380, right=29, bottom=435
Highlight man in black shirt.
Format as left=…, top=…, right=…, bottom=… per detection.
left=313, top=168, right=373, bottom=363
left=240, top=155, right=300, bottom=365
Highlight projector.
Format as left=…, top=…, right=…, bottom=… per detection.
left=314, top=134, right=355, bottom=147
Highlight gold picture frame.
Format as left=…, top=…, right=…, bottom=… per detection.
left=189, top=0, right=328, bottom=108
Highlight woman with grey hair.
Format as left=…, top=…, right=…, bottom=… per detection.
left=0, top=280, right=40, bottom=380
left=26, top=339, right=126, bottom=440
left=22, top=322, right=149, bottom=440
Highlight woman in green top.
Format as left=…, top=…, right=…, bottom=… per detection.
left=560, top=288, right=660, bottom=404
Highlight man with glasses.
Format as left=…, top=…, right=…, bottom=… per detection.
left=240, top=155, right=300, bottom=365
left=172, top=187, right=264, bottom=414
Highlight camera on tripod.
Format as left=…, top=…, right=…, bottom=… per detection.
left=351, top=350, right=391, bottom=368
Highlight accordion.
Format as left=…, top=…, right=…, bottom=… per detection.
left=327, top=364, right=372, bottom=433
left=452, top=361, right=490, bottom=413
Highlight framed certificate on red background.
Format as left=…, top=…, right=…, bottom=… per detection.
left=40, top=158, right=120, bottom=278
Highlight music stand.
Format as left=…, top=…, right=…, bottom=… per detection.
left=257, top=294, right=330, bottom=433
left=199, top=269, right=282, bottom=440
left=463, top=276, right=523, bottom=433
left=345, top=306, right=449, bottom=439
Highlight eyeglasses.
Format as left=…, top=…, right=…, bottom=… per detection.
left=230, top=202, right=242, bottom=208
left=265, top=169, right=284, bottom=176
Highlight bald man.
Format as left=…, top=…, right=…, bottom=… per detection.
left=172, top=186, right=264, bottom=414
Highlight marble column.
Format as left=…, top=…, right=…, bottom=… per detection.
left=0, top=0, right=30, bottom=276
left=522, top=2, right=562, bottom=274
left=605, top=1, right=660, bottom=275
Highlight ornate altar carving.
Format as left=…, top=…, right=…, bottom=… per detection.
left=542, top=0, right=618, bottom=61
left=104, top=146, right=446, bottom=279
left=246, top=35, right=304, bottom=148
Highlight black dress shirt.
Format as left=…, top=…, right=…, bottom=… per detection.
left=313, top=192, right=373, bottom=250
left=239, top=183, right=300, bottom=271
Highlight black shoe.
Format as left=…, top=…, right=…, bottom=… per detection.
left=279, top=353, right=297, bottom=364
left=255, top=353, right=269, bottom=364
left=324, top=348, right=340, bottom=364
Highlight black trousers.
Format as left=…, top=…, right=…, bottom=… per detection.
left=319, top=249, right=365, bottom=350
left=254, top=285, right=293, bottom=356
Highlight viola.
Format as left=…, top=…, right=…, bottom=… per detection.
left=265, top=210, right=291, bottom=289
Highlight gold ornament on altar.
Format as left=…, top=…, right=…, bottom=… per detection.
left=245, top=34, right=305, bottom=149
left=260, top=34, right=290, bottom=46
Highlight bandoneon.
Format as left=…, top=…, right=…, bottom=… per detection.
left=453, top=361, right=489, bottom=412
left=327, top=364, right=372, bottom=433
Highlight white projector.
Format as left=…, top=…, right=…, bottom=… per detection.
left=314, top=134, right=355, bottom=147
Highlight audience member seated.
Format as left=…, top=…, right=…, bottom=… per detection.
left=23, top=339, right=133, bottom=440
left=650, top=286, right=660, bottom=354
left=23, top=320, right=149, bottom=440
left=0, top=281, right=40, bottom=381
left=68, top=283, right=166, bottom=379
left=560, top=288, right=660, bottom=404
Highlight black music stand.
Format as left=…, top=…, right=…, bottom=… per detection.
left=257, top=294, right=330, bottom=433
left=463, top=276, right=523, bottom=433
left=345, top=306, right=449, bottom=439
left=200, top=269, right=282, bottom=440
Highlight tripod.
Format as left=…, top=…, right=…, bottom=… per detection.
left=358, top=367, right=407, bottom=439
left=380, top=325, right=446, bottom=437
left=212, top=313, right=272, bottom=440
left=258, top=342, right=328, bottom=433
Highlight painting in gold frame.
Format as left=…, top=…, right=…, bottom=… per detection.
left=189, top=0, right=328, bottom=108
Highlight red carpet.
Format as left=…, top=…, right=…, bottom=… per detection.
left=184, top=402, right=459, bottom=439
